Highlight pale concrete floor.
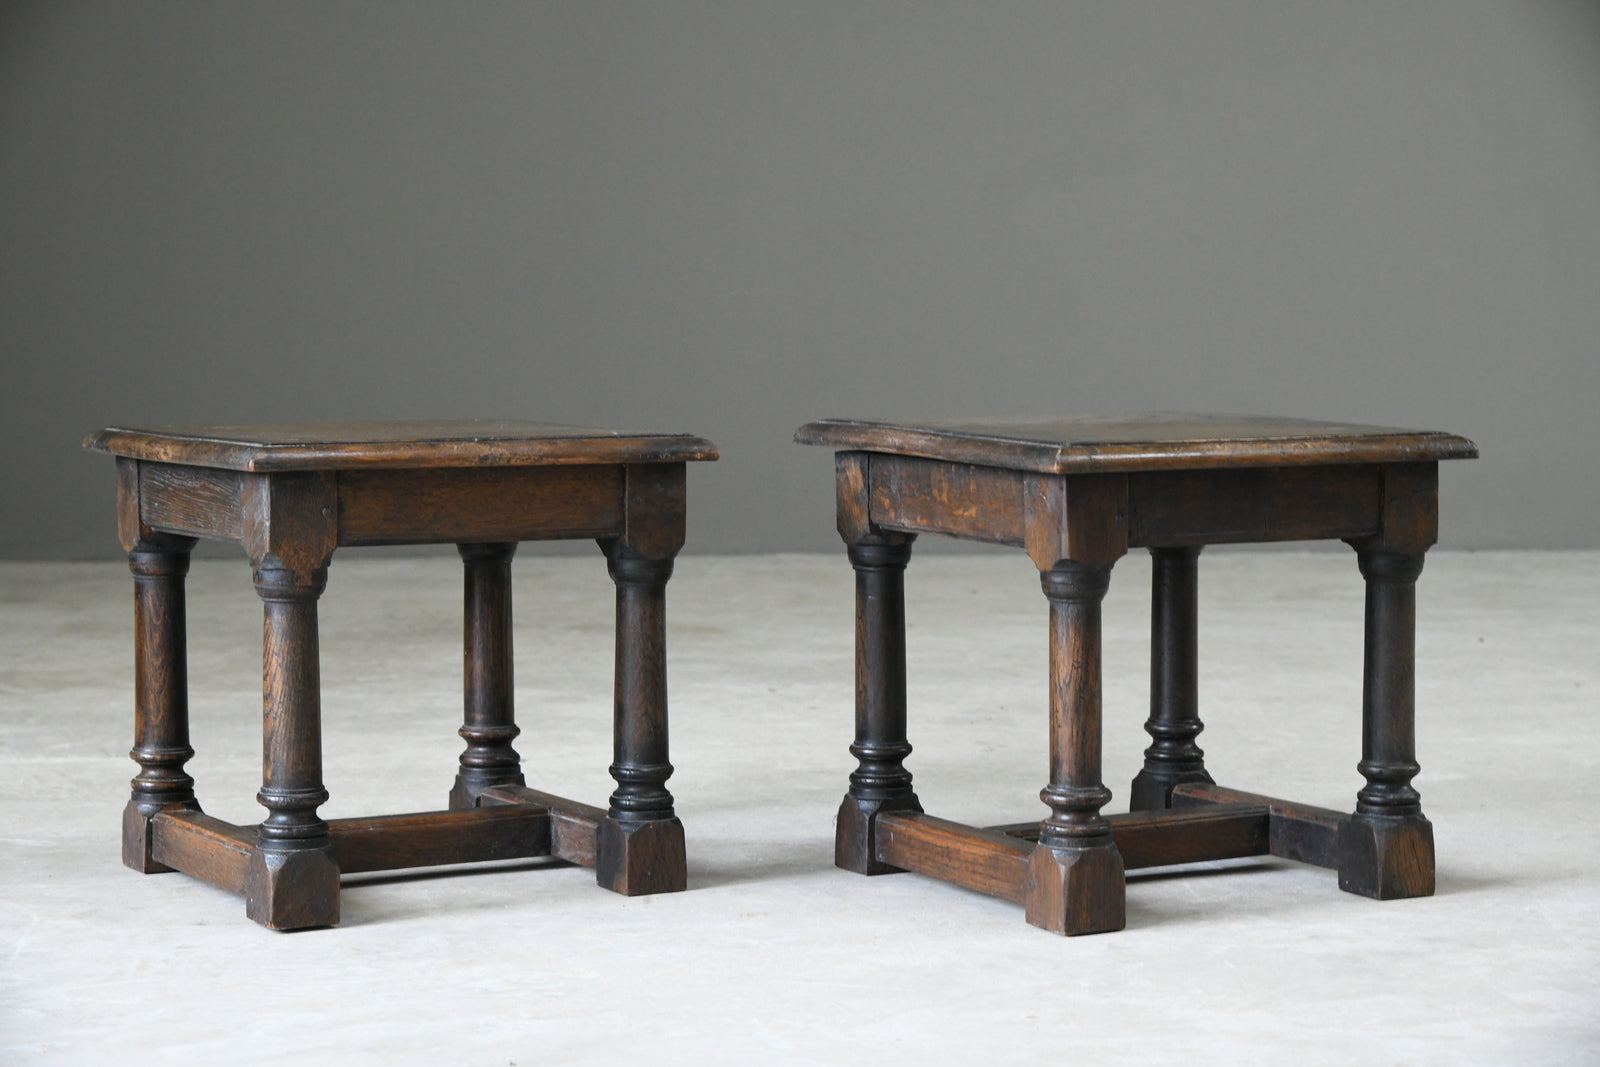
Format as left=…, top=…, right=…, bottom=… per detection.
left=1, top=550, right=1596, bottom=1065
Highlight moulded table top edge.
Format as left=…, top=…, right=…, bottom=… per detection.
left=793, top=414, right=1478, bottom=473
left=84, top=421, right=720, bottom=471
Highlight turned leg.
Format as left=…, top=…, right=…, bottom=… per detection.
left=1026, top=561, right=1126, bottom=935
left=1338, top=550, right=1434, bottom=899
left=1130, top=546, right=1213, bottom=810
left=836, top=535, right=922, bottom=875
left=594, top=544, right=687, bottom=895
left=450, top=543, right=525, bottom=809
left=244, top=565, right=340, bottom=929
left=123, top=535, right=200, bottom=872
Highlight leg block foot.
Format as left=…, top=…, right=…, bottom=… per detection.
left=244, top=848, right=341, bottom=930
left=448, top=772, right=526, bottom=812
left=1337, top=813, right=1434, bottom=900
left=835, top=794, right=921, bottom=875
left=1024, top=843, right=1126, bottom=936
left=596, top=817, right=686, bottom=896
left=123, top=801, right=191, bottom=873
left=447, top=779, right=476, bottom=812
left=1128, top=768, right=1214, bottom=813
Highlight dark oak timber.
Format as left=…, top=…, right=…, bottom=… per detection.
left=1339, top=549, right=1435, bottom=899
left=151, top=811, right=253, bottom=893
left=1170, top=782, right=1344, bottom=869
left=993, top=803, right=1272, bottom=870
left=1130, top=546, right=1213, bottom=810
left=797, top=413, right=1474, bottom=934
left=833, top=451, right=925, bottom=875
left=327, top=807, right=552, bottom=874
left=123, top=532, right=200, bottom=872
left=450, top=542, right=525, bottom=809
left=597, top=540, right=688, bottom=896
left=87, top=420, right=716, bottom=929
left=480, top=785, right=605, bottom=867
left=875, top=813, right=1031, bottom=902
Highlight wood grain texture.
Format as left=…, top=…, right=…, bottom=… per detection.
left=1127, top=466, right=1382, bottom=546
left=242, top=471, right=338, bottom=579
left=89, top=421, right=715, bottom=927
left=139, top=463, right=243, bottom=542
left=805, top=411, right=1467, bottom=933
left=874, top=813, right=1031, bottom=903
left=604, top=548, right=677, bottom=823
left=595, top=816, right=687, bottom=895
left=1026, top=472, right=1129, bottom=569
left=836, top=535, right=922, bottom=875
left=479, top=785, right=605, bottom=868
left=328, top=807, right=552, bottom=874
left=337, top=466, right=624, bottom=545
left=1024, top=839, right=1126, bottom=936
left=85, top=420, right=719, bottom=471
left=244, top=846, right=340, bottom=930
left=126, top=543, right=196, bottom=817
left=620, top=463, right=688, bottom=560
left=994, top=803, right=1271, bottom=870
left=1109, top=805, right=1269, bottom=869
left=150, top=810, right=254, bottom=893
left=868, top=455, right=1026, bottom=545
left=1037, top=562, right=1115, bottom=849
left=1130, top=546, right=1213, bottom=810
left=1170, top=783, right=1345, bottom=869
left=1354, top=551, right=1426, bottom=819
left=833, top=452, right=874, bottom=544
left=449, top=543, right=525, bottom=810
left=1352, top=463, right=1440, bottom=554
left=796, top=413, right=1477, bottom=473
left=1338, top=812, right=1435, bottom=899
left=124, top=539, right=200, bottom=872
left=253, top=565, right=332, bottom=857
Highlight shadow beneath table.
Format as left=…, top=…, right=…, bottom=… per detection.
left=686, top=853, right=837, bottom=892
left=1125, top=858, right=1284, bottom=883
left=340, top=855, right=576, bottom=888
left=1432, top=869, right=1516, bottom=896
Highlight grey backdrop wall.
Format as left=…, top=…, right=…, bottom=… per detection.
left=3, top=1, right=1597, bottom=557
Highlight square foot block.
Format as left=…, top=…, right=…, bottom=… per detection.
left=448, top=772, right=527, bottom=812
left=1128, top=769, right=1215, bottom=813
left=595, top=816, right=687, bottom=896
left=244, top=847, right=341, bottom=930
left=1337, top=813, right=1435, bottom=900
left=1024, top=842, right=1126, bottom=936
left=123, top=801, right=186, bottom=874
left=835, top=794, right=922, bottom=876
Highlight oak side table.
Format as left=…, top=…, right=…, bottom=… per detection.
left=795, top=414, right=1477, bottom=935
left=85, top=420, right=717, bottom=930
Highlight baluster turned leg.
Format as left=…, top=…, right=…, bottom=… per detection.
left=595, top=545, right=687, bottom=895
left=1338, top=550, right=1435, bottom=899
left=244, top=565, right=340, bottom=929
left=123, top=535, right=200, bottom=872
left=836, top=535, right=922, bottom=874
left=1026, top=561, right=1126, bottom=935
left=450, top=543, right=525, bottom=809
left=1130, top=546, right=1213, bottom=810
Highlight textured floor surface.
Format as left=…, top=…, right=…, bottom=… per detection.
left=1, top=549, right=1596, bottom=1064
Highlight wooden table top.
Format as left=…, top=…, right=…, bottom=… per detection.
left=794, top=414, right=1477, bottom=473
left=85, top=420, right=720, bottom=471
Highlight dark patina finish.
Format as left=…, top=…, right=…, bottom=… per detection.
left=88, top=419, right=717, bottom=930
left=797, top=413, right=1476, bottom=935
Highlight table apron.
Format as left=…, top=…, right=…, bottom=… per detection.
left=335, top=465, right=626, bottom=545
left=134, top=461, right=632, bottom=547
left=865, top=454, right=1395, bottom=548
